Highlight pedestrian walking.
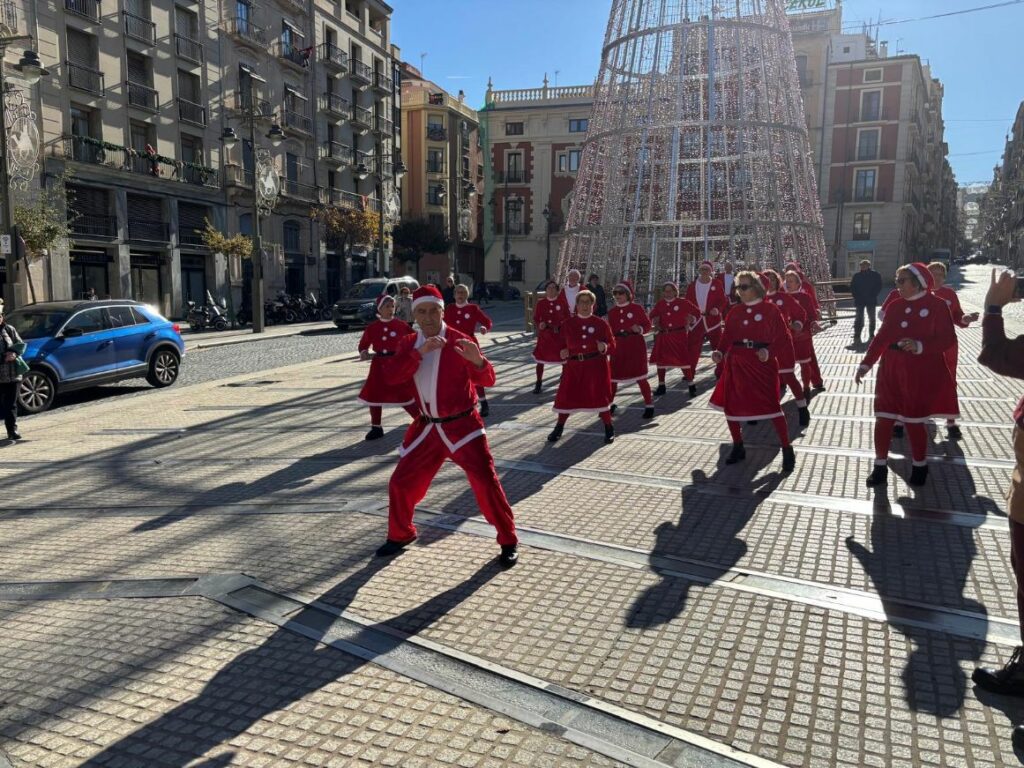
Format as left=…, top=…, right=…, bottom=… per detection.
left=532, top=280, right=570, bottom=394
left=649, top=281, right=702, bottom=398
left=972, top=269, right=1024, bottom=729
left=607, top=280, right=654, bottom=419
left=357, top=295, right=419, bottom=440
left=929, top=260, right=979, bottom=440
left=561, top=269, right=584, bottom=314
left=855, top=262, right=958, bottom=487
left=709, top=271, right=796, bottom=473
left=685, top=260, right=730, bottom=378
left=783, top=270, right=825, bottom=394
left=785, top=260, right=821, bottom=321
left=376, top=285, right=519, bottom=567
left=761, top=269, right=811, bottom=426
left=850, top=258, right=883, bottom=343
left=549, top=290, right=616, bottom=445
left=442, top=275, right=456, bottom=306
left=444, top=284, right=493, bottom=418
left=395, top=285, right=414, bottom=323
left=0, top=303, right=26, bottom=441
left=587, top=273, right=608, bottom=317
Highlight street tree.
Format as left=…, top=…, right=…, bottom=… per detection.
left=13, top=174, right=77, bottom=304
left=200, top=219, right=253, bottom=327
left=311, top=206, right=380, bottom=287
left=392, top=218, right=451, bottom=273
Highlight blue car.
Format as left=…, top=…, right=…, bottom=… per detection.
left=6, top=300, right=185, bottom=414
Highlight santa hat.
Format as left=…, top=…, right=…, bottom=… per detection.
left=411, top=285, right=444, bottom=310
left=759, top=273, right=773, bottom=293
left=614, top=279, right=634, bottom=299
left=905, top=262, right=935, bottom=292
left=376, top=294, right=395, bottom=311
left=662, top=280, right=679, bottom=293
left=785, top=260, right=802, bottom=273
left=699, top=260, right=714, bottom=271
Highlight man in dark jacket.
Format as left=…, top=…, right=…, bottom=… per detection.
left=587, top=274, right=608, bottom=317
left=850, top=259, right=883, bottom=343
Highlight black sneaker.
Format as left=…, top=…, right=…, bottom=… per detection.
left=375, top=538, right=416, bottom=557
left=688, top=384, right=697, bottom=398
left=781, top=446, right=796, bottom=473
left=532, top=381, right=542, bottom=395
left=642, top=406, right=654, bottom=419
left=725, top=444, right=746, bottom=465
left=547, top=423, right=564, bottom=442
left=365, top=426, right=385, bottom=441
left=655, top=383, right=667, bottom=396
left=479, top=401, right=489, bottom=418
left=6, top=430, right=21, bottom=441
left=973, top=647, right=1024, bottom=696
left=499, top=545, right=519, bottom=569
left=798, top=407, right=810, bottom=427
left=866, top=465, right=888, bottom=487
left=909, top=464, right=929, bottom=487
left=947, top=425, right=963, bottom=441
left=893, top=424, right=904, bottom=439
left=604, top=423, right=615, bottom=444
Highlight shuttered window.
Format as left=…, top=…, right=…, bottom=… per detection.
left=130, top=122, right=152, bottom=152
left=67, top=29, right=96, bottom=67
left=127, top=52, right=149, bottom=85
left=175, top=7, right=197, bottom=37
left=179, top=203, right=208, bottom=234
left=68, top=185, right=109, bottom=217
left=128, top=194, right=162, bottom=220
left=178, top=71, right=200, bottom=102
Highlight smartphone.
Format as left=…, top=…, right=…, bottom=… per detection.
left=1016, top=277, right=1024, bottom=300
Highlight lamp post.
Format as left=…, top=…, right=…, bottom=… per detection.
left=220, top=82, right=285, bottom=333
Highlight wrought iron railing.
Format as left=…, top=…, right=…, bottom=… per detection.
left=351, top=105, right=372, bottom=127
left=175, top=34, right=203, bottom=64
left=350, top=60, right=372, bottom=83
left=321, top=92, right=350, bottom=117
left=70, top=214, right=116, bottom=240
left=226, top=17, right=266, bottom=47
left=374, top=115, right=393, bottom=136
left=495, top=170, right=530, bottom=184
left=178, top=228, right=207, bottom=247
left=181, top=164, right=219, bottom=187
left=67, top=61, right=104, bottom=95
left=65, top=0, right=100, bottom=21
left=426, top=125, right=448, bottom=141
left=178, top=98, right=207, bottom=126
left=223, top=166, right=256, bottom=187
left=320, top=141, right=353, bottom=165
left=129, top=219, right=169, bottom=243
left=127, top=81, right=158, bottom=111
left=373, top=71, right=392, bottom=92
left=123, top=11, right=155, bottom=43
left=318, top=42, right=348, bottom=71
left=234, top=92, right=274, bottom=120
left=282, top=109, right=312, bottom=135
left=276, top=41, right=310, bottom=68
left=283, top=179, right=318, bottom=201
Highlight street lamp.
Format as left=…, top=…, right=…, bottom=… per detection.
left=221, top=83, right=286, bottom=333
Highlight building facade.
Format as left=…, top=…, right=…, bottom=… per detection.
left=979, top=102, right=1024, bottom=268
left=398, top=63, right=483, bottom=286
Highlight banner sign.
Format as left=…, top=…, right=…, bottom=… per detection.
left=786, top=0, right=828, bottom=11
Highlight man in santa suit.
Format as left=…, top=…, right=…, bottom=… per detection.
left=561, top=269, right=583, bottom=314
left=378, top=285, right=519, bottom=567
left=716, top=260, right=739, bottom=304
left=686, top=260, right=730, bottom=376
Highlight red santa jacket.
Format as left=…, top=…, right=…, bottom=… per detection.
left=934, top=285, right=973, bottom=328
left=861, top=292, right=957, bottom=367
left=765, top=291, right=807, bottom=330
left=716, top=299, right=789, bottom=359
left=878, top=288, right=900, bottom=321
left=560, top=314, right=616, bottom=357
left=444, top=302, right=492, bottom=340
left=685, top=279, right=730, bottom=332
left=607, top=301, right=652, bottom=338
left=650, top=296, right=701, bottom=331
left=357, top=318, right=414, bottom=354
left=382, top=324, right=494, bottom=455
left=533, top=295, right=571, bottom=332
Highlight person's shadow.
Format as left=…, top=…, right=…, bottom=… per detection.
left=81, top=558, right=503, bottom=766
left=625, top=444, right=785, bottom=629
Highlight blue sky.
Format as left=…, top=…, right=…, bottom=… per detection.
left=390, top=0, right=1024, bottom=186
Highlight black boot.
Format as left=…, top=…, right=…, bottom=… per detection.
left=781, top=445, right=796, bottom=473
left=479, top=400, right=489, bottom=418
left=499, top=544, right=519, bottom=569
left=892, top=424, right=904, bottom=439
left=909, top=464, right=929, bottom=487
left=532, top=381, right=542, bottom=395
left=609, top=403, right=617, bottom=414
left=947, top=424, right=962, bottom=441
left=375, top=537, right=416, bottom=557
left=365, top=426, right=385, bottom=441
left=655, top=383, right=666, bottom=396
left=725, top=443, right=746, bottom=465
left=547, top=423, right=564, bottom=442
left=604, top=423, right=615, bottom=444
left=798, top=407, right=810, bottom=427
left=688, top=384, right=697, bottom=398
left=865, top=464, right=888, bottom=487
left=6, top=423, right=21, bottom=441
left=974, top=647, right=1024, bottom=696
left=642, top=406, right=654, bottom=419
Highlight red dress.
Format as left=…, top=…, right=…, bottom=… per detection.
left=878, top=289, right=900, bottom=321
left=650, top=297, right=701, bottom=371
left=709, top=300, right=788, bottom=421
left=607, top=301, right=651, bottom=384
left=765, top=291, right=806, bottom=374
left=785, top=290, right=817, bottom=364
left=553, top=315, right=616, bottom=414
left=533, top=295, right=570, bottom=365
left=934, top=285, right=972, bottom=378
left=860, top=292, right=959, bottom=423
left=357, top=319, right=416, bottom=407
left=444, top=302, right=492, bottom=344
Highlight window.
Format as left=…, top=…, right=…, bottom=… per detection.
left=856, top=129, right=879, bottom=161
left=130, top=307, right=151, bottom=325
left=106, top=306, right=138, bottom=328
left=505, top=151, right=523, bottom=182
left=508, top=259, right=524, bottom=282
left=427, top=148, right=444, bottom=173
left=505, top=200, right=523, bottom=235
left=795, top=54, right=809, bottom=87
left=427, top=184, right=445, bottom=206
left=283, top=220, right=301, bottom=253
left=863, top=68, right=883, bottom=83
left=505, top=122, right=524, bottom=136
left=569, top=118, right=589, bottom=133
left=427, top=114, right=444, bottom=130
left=64, top=309, right=107, bottom=335
left=568, top=149, right=582, bottom=172
left=854, top=169, right=876, bottom=202
left=860, top=91, right=881, bottom=122
left=286, top=153, right=299, bottom=183
left=558, top=154, right=567, bottom=173
left=852, top=212, right=872, bottom=240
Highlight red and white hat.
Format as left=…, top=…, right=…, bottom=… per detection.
left=785, top=260, right=802, bottom=272
left=699, top=260, right=714, bottom=271
left=376, top=294, right=395, bottom=310
left=905, top=262, right=935, bottom=292
left=662, top=280, right=679, bottom=293
left=411, top=284, right=445, bottom=310
left=614, top=279, right=634, bottom=299
left=759, top=273, right=773, bottom=293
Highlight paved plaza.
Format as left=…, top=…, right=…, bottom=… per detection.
left=1, top=266, right=1024, bottom=767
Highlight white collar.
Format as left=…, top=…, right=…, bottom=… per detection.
left=454, top=301, right=468, bottom=308
left=577, top=311, right=593, bottom=320
left=615, top=301, right=629, bottom=308
left=906, top=291, right=926, bottom=302
left=743, top=298, right=763, bottom=306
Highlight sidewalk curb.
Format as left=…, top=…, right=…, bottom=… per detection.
left=185, top=322, right=336, bottom=352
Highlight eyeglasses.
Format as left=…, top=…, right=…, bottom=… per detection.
left=736, top=283, right=753, bottom=291
left=612, top=289, right=626, bottom=295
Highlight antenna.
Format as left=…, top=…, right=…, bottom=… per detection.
left=419, top=52, right=427, bottom=75
left=554, top=70, right=560, bottom=87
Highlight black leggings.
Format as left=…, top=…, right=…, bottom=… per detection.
left=0, top=381, right=18, bottom=431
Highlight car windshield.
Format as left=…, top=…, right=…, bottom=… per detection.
left=7, top=310, right=70, bottom=339
left=344, top=283, right=385, bottom=300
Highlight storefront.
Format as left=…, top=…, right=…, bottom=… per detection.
left=180, top=254, right=207, bottom=305
left=70, top=250, right=112, bottom=300
left=130, top=252, right=165, bottom=310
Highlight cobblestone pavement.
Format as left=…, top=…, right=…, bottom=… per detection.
left=1, top=266, right=1022, bottom=767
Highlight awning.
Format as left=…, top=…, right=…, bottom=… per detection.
left=282, top=19, right=304, bottom=36
left=239, top=63, right=266, bottom=84
left=283, top=85, right=308, bottom=101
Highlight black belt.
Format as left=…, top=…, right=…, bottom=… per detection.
left=733, top=341, right=770, bottom=349
left=419, top=408, right=474, bottom=424
left=657, top=327, right=688, bottom=335
left=568, top=352, right=603, bottom=362
left=374, top=351, right=395, bottom=357
left=615, top=331, right=639, bottom=337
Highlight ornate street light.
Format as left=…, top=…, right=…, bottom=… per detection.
left=14, top=50, right=47, bottom=87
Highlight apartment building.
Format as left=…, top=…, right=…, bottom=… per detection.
left=959, top=182, right=987, bottom=248
left=980, top=102, right=1024, bottom=267
left=479, top=77, right=594, bottom=290
left=398, top=62, right=483, bottom=286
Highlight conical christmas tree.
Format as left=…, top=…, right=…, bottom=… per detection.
left=559, top=0, right=832, bottom=306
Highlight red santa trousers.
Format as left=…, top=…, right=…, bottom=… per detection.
left=387, top=428, right=518, bottom=546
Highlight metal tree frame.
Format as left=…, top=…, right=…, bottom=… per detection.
left=558, top=0, right=832, bottom=306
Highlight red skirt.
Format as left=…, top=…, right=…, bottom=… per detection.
left=944, top=338, right=958, bottom=380
left=533, top=329, right=564, bottom=365
left=775, top=334, right=798, bottom=373
left=791, top=331, right=814, bottom=365
left=553, top=356, right=613, bottom=414
left=358, top=357, right=416, bottom=407
left=650, top=328, right=697, bottom=370
left=709, top=348, right=783, bottom=420
left=610, top=334, right=649, bottom=383
left=873, top=350, right=959, bottom=423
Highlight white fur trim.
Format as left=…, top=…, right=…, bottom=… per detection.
left=398, top=424, right=433, bottom=457
left=778, top=367, right=795, bottom=374
left=532, top=355, right=565, bottom=366
left=552, top=406, right=612, bottom=414
left=443, top=427, right=486, bottom=454
left=873, top=411, right=960, bottom=423
left=412, top=295, right=444, bottom=310
left=707, top=403, right=786, bottom=421
left=657, top=365, right=694, bottom=371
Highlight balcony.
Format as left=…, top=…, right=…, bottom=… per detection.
left=224, top=165, right=256, bottom=188
left=128, top=153, right=164, bottom=178
left=321, top=92, right=350, bottom=121
left=494, top=170, right=530, bottom=185
left=426, top=125, right=448, bottom=142
left=282, top=179, right=319, bottom=202
left=179, top=228, right=207, bottom=247
left=319, top=140, right=353, bottom=166
left=376, top=160, right=393, bottom=179
left=181, top=164, right=220, bottom=188
left=350, top=104, right=372, bottom=133
left=233, top=92, right=274, bottom=121
left=175, top=34, right=204, bottom=64
left=126, top=81, right=158, bottom=112
left=350, top=60, right=372, bottom=88
left=70, top=214, right=117, bottom=240
left=318, top=42, right=348, bottom=74
left=67, top=61, right=103, bottom=96
left=354, top=150, right=373, bottom=173
left=64, top=135, right=115, bottom=166
left=282, top=108, right=312, bottom=136
left=374, top=115, right=393, bottom=137
left=65, top=0, right=100, bottom=22
left=275, top=41, right=310, bottom=70
left=123, top=11, right=155, bottom=44
left=0, top=2, right=16, bottom=33
left=129, top=219, right=170, bottom=244
left=178, top=98, right=207, bottom=127
left=372, top=70, right=392, bottom=94
left=226, top=17, right=266, bottom=49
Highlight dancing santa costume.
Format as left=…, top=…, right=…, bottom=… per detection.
left=856, top=262, right=958, bottom=488
left=444, top=289, right=494, bottom=417
left=709, top=272, right=796, bottom=473
left=378, top=285, right=519, bottom=566
left=357, top=295, right=419, bottom=440
left=549, top=289, right=617, bottom=444
left=761, top=271, right=810, bottom=427
left=686, top=260, right=730, bottom=375
left=783, top=270, right=825, bottom=394
left=607, top=280, right=654, bottom=419
left=930, top=261, right=979, bottom=440
left=560, top=270, right=584, bottom=315
left=649, top=281, right=702, bottom=397
left=532, top=281, right=570, bottom=393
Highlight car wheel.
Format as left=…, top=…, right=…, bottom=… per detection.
left=214, top=318, right=228, bottom=331
left=147, top=349, right=180, bottom=388
left=18, top=370, right=55, bottom=414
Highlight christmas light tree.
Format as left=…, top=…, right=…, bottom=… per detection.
left=559, top=0, right=832, bottom=306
